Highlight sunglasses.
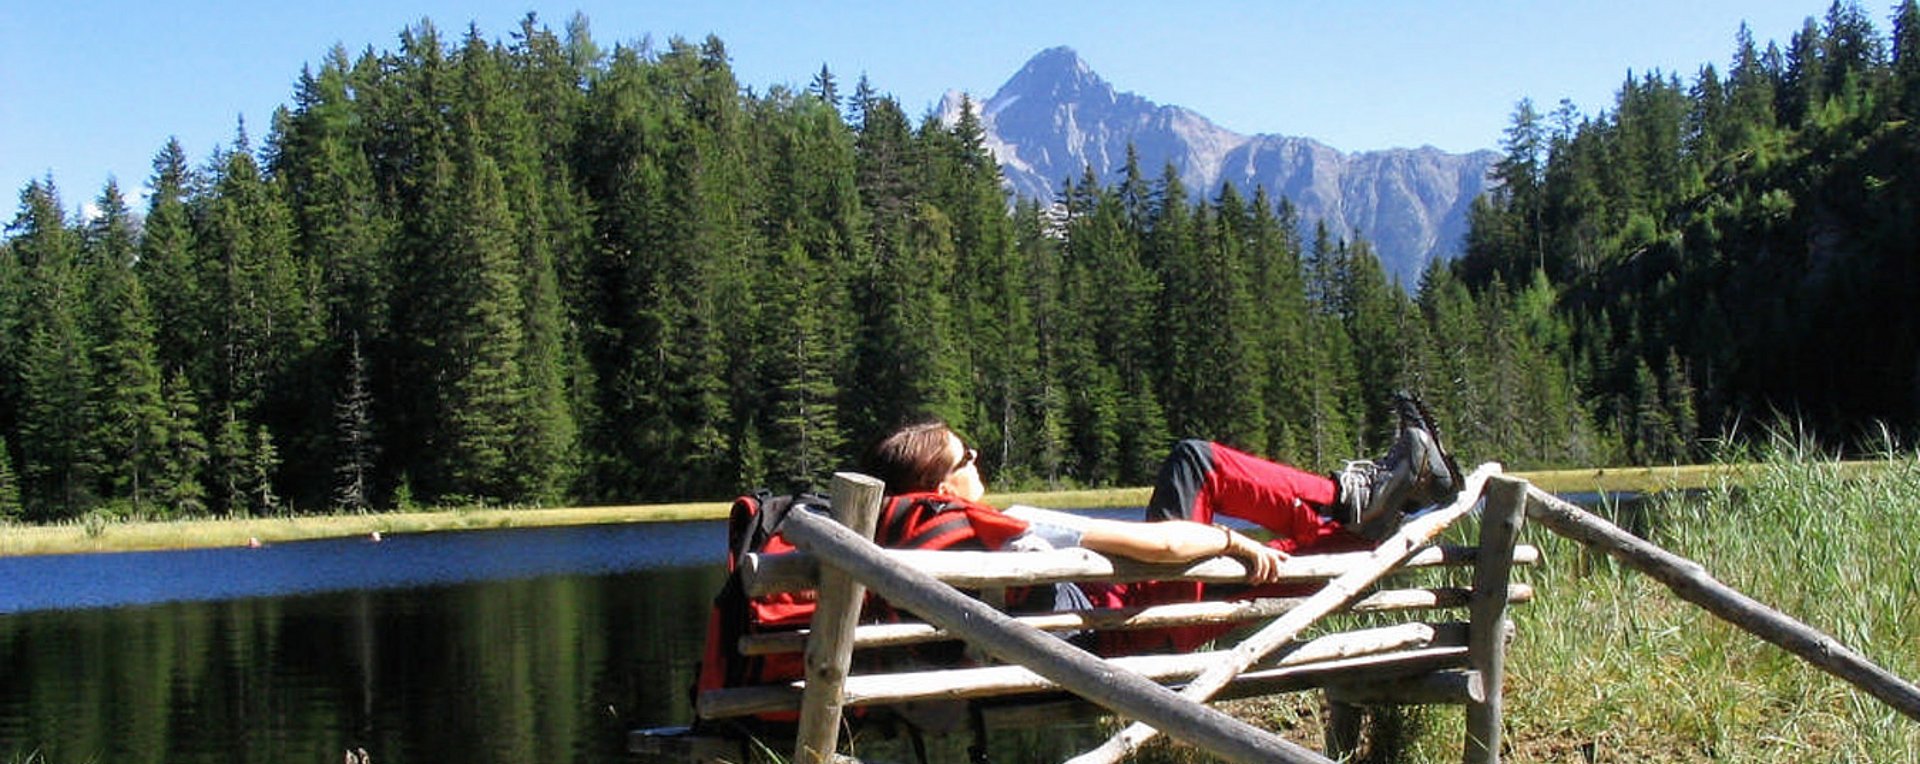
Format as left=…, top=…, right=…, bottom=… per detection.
left=952, top=445, right=979, bottom=474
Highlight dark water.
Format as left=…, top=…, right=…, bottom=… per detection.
left=0, top=522, right=727, bottom=764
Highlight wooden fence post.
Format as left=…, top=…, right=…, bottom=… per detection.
left=792, top=472, right=886, bottom=763
left=1464, top=475, right=1527, bottom=764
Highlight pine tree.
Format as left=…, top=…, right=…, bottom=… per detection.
left=1176, top=184, right=1266, bottom=451
left=1012, top=200, right=1069, bottom=485
left=1780, top=17, right=1826, bottom=126
left=1818, top=1, right=1886, bottom=104
left=333, top=334, right=378, bottom=512
left=1892, top=0, right=1920, bottom=116
left=249, top=424, right=282, bottom=514
left=438, top=141, right=527, bottom=503
left=212, top=407, right=245, bottom=515
left=281, top=46, right=393, bottom=348
left=196, top=130, right=316, bottom=510
left=83, top=181, right=169, bottom=512
left=137, top=140, right=205, bottom=381
left=8, top=180, right=100, bottom=519
left=1245, top=192, right=1316, bottom=462
left=155, top=372, right=209, bottom=516
left=1726, top=23, right=1779, bottom=143
left=1339, top=237, right=1417, bottom=448
left=760, top=239, right=845, bottom=490
left=0, top=436, right=20, bottom=521
left=808, top=63, right=839, bottom=110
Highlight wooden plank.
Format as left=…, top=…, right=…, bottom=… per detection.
left=704, top=623, right=1445, bottom=717
left=739, top=584, right=1534, bottom=656
left=742, top=542, right=1540, bottom=597
left=1065, top=462, right=1502, bottom=764
left=792, top=473, right=886, bottom=764
left=776, top=501, right=1335, bottom=764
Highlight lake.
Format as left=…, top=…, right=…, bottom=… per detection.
left=0, top=522, right=726, bottom=764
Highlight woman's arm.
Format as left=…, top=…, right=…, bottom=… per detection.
left=1077, top=519, right=1289, bottom=583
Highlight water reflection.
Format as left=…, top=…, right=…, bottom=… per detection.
left=0, top=523, right=724, bottom=764
left=0, top=522, right=721, bottom=614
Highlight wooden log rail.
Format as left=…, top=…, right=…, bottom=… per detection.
left=742, top=539, right=1540, bottom=597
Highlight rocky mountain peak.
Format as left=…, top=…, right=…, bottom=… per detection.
left=1000, top=46, right=1106, bottom=103
left=942, top=47, right=1498, bottom=286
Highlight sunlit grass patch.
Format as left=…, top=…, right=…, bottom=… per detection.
left=1504, top=448, right=1920, bottom=762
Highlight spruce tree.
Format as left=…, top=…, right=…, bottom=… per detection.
left=760, top=239, right=845, bottom=490
left=8, top=180, right=100, bottom=519
left=156, top=372, right=209, bottom=516
left=195, top=131, right=314, bottom=510
left=333, top=334, right=378, bottom=512
left=0, top=436, right=20, bottom=521
left=1177, top=184, right=1266, bottom=451
left=438, top=142, right=527, bottom=503
left=1338, top=237, right=1414, bottom=448
left=1892, top=0, right=1920, bottom=116
left=137, top=140, right=205, bottom=381
left=83, top=181, right=169, bottom=512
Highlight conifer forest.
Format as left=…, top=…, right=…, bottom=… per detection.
left=4, top=3, right=1919, bottom=523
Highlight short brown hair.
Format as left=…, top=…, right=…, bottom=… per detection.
left=863, top=420, right=958, bottom=494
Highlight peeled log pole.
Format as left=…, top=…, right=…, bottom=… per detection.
left=791, top=473, right=885, bottom=764
left=739, top=585, right=1534, bottom=656
left=1523, top=485, right=1920, bottom=724
left=778, top=504, right=1334, bottom=764
left=742, top=540, right=1540, bottom=597
left=1067, top=463, right=1502, bottom=764
left=1463, top=475, right=1527, bottom=764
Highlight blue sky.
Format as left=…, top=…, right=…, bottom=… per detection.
left=2, top=1, right=1842, bottom=215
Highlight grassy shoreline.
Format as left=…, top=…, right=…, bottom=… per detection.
left=0, top=486, right=1162, bottom=557
left=1, top=462, right=1889, bottom=558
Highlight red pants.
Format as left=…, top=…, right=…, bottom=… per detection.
left=1144, top=439, right=1360, bottom=552
left=1095, top=440, right=1370, bottom=653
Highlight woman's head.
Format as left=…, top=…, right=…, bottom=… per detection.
left=863, top=420, right=983, bottom=500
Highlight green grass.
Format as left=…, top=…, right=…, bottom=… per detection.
left=1501, top=450, right=1920, bottom=763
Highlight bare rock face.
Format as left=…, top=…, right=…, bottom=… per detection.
left=941, top=46, right=1498, bottom=287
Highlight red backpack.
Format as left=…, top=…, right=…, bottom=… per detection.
left=691, top=491, right=1032, bottom=724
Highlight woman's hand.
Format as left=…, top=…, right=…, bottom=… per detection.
left=1222, top=528, right=1289, bottom=584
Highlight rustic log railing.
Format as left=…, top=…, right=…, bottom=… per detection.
left=633, top=463, right=1539, bottom=763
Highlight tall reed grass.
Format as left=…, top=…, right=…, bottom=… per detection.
left=1505, top=447, right=1920, bottom=762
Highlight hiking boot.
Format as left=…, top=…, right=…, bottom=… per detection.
left=1331, top=392, right=1463, bottom=538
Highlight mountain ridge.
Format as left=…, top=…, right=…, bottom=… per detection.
left=940, top=46, right=1498, bottom=285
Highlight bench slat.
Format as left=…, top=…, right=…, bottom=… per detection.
left=701, top=621, right=1465, bottom=718
left=740, top=584, right=1534, bottom=655
left=742, top=543, right=1539, bottom=597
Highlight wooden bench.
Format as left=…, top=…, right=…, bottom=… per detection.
left=634, top=464, right=1536, bottom=763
